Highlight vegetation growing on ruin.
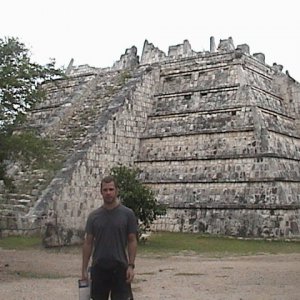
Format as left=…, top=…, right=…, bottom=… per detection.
left=0, top=36, right=64, bottom=189
left=0, top=130, right=60, bottom=192
left=117, top=69, right=131, bottom=85
left=1, top=131, right=54, bottom=166
left=111, top=165, right=167, bottom=236
left=105, top=70, right=132, bottom=95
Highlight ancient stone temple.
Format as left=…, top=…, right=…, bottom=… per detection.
left=1, top=37, right=300, bottom=246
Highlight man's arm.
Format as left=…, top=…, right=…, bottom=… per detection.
left=81, top=233, right=94, bottom=280
left=126, top=232, right=137, bottom=283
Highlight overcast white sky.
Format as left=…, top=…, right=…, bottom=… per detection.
left=1, top=0, right=300, bottom=81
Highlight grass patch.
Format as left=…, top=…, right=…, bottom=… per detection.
left=0, top=235, right=42, bottom=250
left=138, top=232, right=300, bottom=256
left=1, top=233, right=300, bottom=257
left=0, top=236, right=81, bottom=253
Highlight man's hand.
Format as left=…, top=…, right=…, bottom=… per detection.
left=126, top=265, right=135, bottom=283
left=81, top=269, right=89, bottom=281
left=81, top=234, right=93, bottom=282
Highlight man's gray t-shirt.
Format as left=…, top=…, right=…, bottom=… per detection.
left=85, top=204, right=137, bottom=268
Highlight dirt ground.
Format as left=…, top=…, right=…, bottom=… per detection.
left=0, top=247, right=300, bottom=300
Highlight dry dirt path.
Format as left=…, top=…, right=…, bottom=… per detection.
left=0, top=248, right=299, bottom=300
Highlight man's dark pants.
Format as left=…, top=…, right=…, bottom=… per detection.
left=91, top=264, right=132, bottom=300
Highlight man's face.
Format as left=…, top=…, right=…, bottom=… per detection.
left=101, top=181, right=118, bottom=205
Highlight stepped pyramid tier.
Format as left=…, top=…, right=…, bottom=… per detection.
left=1, top=37, right=300, bottom=246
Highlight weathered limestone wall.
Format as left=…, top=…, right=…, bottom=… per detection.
left=134, top=39, right=300, bottom=239
left=138, top=131, right=256, bottom=161
left=154, top=207, right=299, bottom=238
left=138, top=157, right=300, bottom=184
left=145, top=181, right=300, bottom=207
left=268, top=131, right=300, bottom=157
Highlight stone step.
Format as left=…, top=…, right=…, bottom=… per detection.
left=0, top=196, right=32, bottom=206
left=4, top=193, right=35, bottom=200
left=0, top=203, right=28, bottom=214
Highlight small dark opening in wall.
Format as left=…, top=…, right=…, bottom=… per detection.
left=184, top=94, right=191, bottom=100
left=165, top=76, right=173, bottom=82
left=200, top=92, right=208, bottom=96
left=232, top=111, right=236, bottom=116
left=183, top=74, right=191, bottom=79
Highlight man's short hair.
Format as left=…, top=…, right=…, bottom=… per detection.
left=101, top=175, right=118, bottom=190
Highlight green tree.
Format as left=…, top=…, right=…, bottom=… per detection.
left=0, top=37, right=63, bottom=186
left=111, top=165, right=166, bottom=236
left=0, top=36, right=63, bottom=130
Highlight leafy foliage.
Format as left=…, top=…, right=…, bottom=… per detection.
left=0, top=38, right=62, bottom=129
left=111, top=165, right=166, bottom=235
left=0, top=131, right=55, bottom=165
left=0, top=36, right=63, bottom=130
left=0, top=36, right=63, bottom=187
left=0, top=130, right=57, bottom=191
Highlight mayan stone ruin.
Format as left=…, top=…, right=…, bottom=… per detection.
left=1, top=36, right=300, bottom=246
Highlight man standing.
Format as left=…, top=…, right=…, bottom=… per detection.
left=81, top=175, right=137, bottom=300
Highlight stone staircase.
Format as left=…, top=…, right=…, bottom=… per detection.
left=51, top=71, right=128, bottom=154
left=0, top=68, right=134, bottom=235
left=0, top=168, right=50, bottom=235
